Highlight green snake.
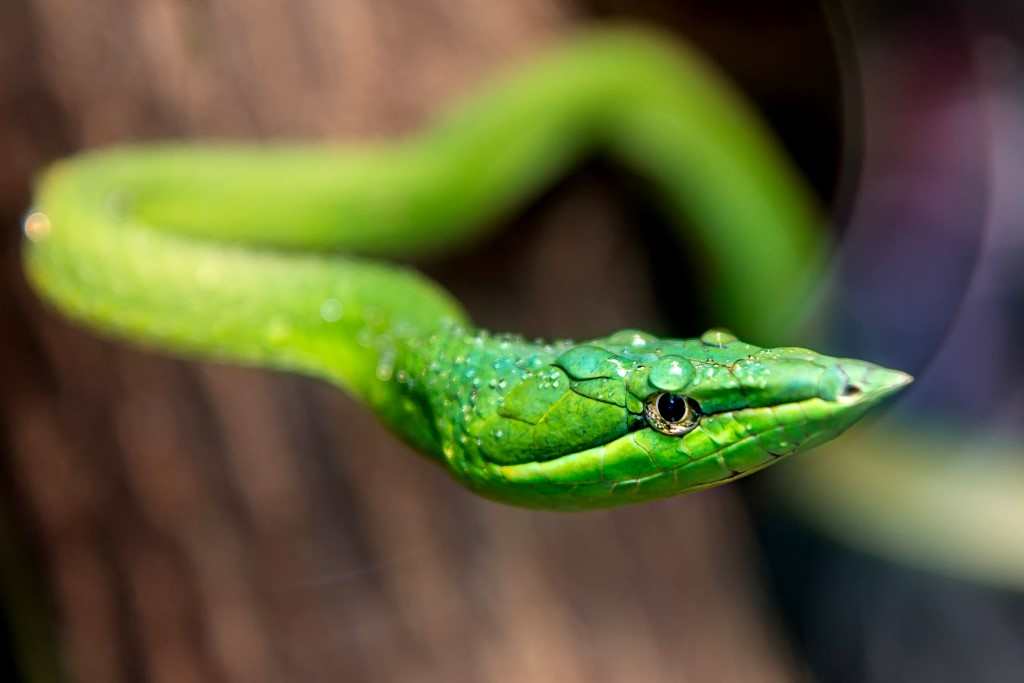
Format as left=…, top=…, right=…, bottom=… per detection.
left=22, top=27, right=910, bottom=511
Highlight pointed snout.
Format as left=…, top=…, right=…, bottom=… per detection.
left=835, top=361, right=913, bottom=406
left=866, top=367, right=913, bottom=397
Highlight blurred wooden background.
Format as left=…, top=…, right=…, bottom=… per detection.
left=0, top=2, right=843, bottom=681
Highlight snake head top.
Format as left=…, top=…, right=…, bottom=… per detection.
left=427, top=328, right=911, bottom=510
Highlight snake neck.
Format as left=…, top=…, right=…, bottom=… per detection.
left=367, top=323, right=557, bottom=466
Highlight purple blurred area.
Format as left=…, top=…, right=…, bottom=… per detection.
left=829, top=6, right=1022, bottom=433
left=753, top=9, right=1024, bottom=681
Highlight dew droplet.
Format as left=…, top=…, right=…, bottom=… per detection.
left=23, top=211, right=51, bottom=242
left=701, top=328, right=737, bottom=348
left=649, top=357, right=695, bottom=392
left=376, top=352, right=395, bottom=381
left=320, top=298, right=343, bottom=323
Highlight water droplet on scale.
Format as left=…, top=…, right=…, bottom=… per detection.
left=23, top=211, right=51, bottom=242
left=701, top=328, right=737, bottom=348
left=376, top=356, right=395, bottom=382
left=320, top=298, right=343, bottom=323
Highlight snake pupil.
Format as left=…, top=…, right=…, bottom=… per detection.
left=656, top=393, right=688, bottom=423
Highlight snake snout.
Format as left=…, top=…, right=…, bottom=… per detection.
left=831, top=361, right=913, bottom=406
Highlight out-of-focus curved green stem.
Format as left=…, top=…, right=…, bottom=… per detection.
left=770, top=425, right=1024, bottom=589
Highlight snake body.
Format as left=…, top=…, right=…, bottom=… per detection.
left=23, top=28, right=910, bottom=510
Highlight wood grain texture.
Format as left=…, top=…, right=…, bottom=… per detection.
left=0, top=1, right=833, bottom=680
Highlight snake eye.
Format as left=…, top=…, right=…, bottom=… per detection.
left=644, top=392, right=701, bottom=436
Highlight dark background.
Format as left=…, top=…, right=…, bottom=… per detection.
left=1, top=2, right=1019, bottom=682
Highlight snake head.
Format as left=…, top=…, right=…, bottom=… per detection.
left=459, top=329, right=911, bottom=510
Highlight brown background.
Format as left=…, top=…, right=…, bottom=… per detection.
left=0, top=2, right=844, bottom=681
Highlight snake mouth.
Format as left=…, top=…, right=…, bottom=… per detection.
left=479, top=410, right=811, bottom=510
left=484, top=399, right=820, bottom=492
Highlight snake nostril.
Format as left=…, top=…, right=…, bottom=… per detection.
left=839, top=384, right=863, bottom=402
